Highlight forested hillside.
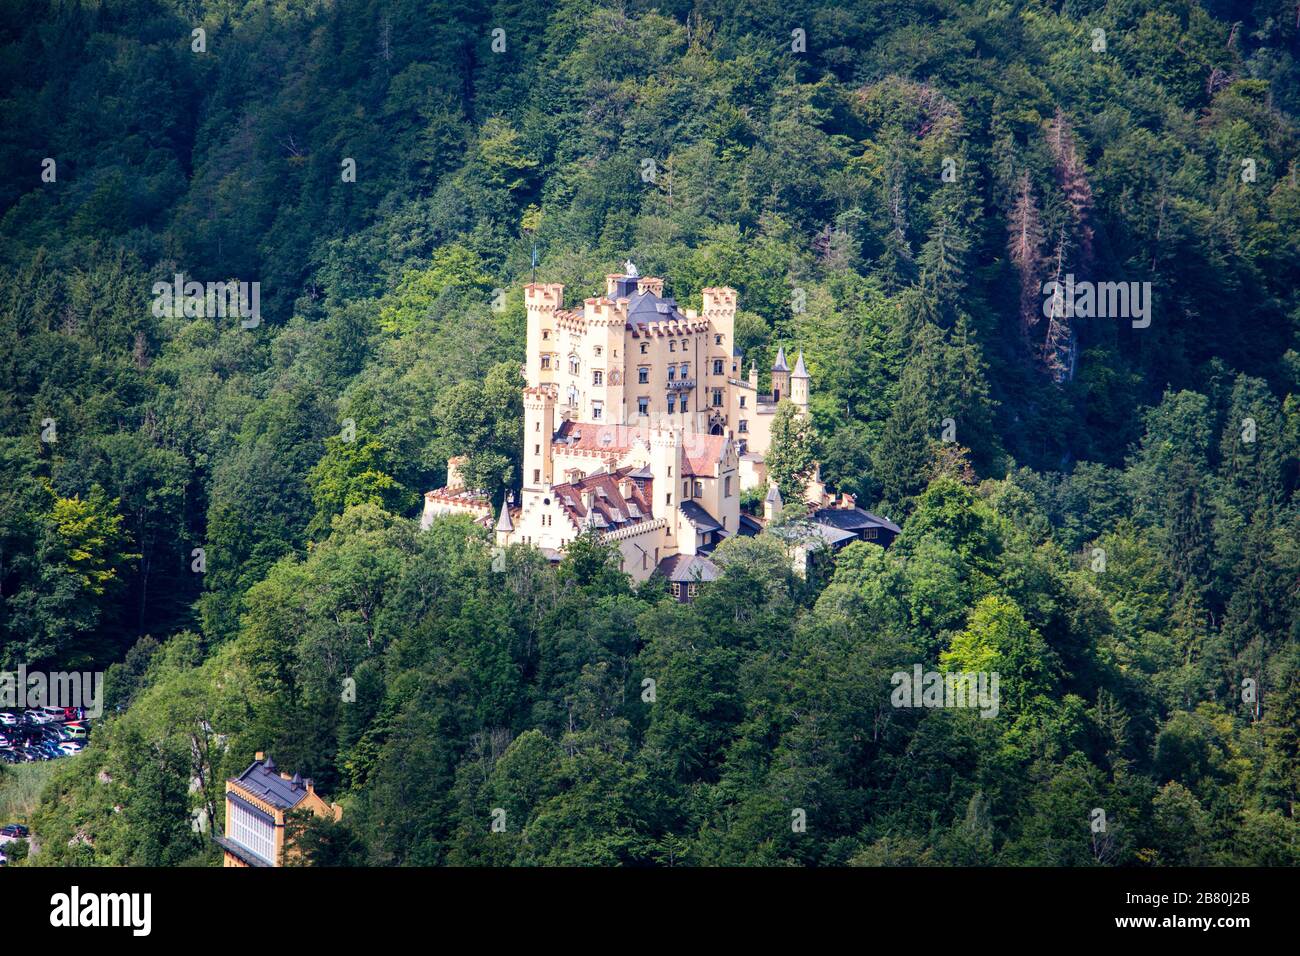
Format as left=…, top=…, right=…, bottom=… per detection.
left=2, top=0, right=1299, bottom=865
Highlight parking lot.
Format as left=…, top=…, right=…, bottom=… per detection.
left=0, top=707, right=90, bottom=767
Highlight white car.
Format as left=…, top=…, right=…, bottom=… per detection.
left=0, top=713, right=17, bottom=726
left=58, top=741, right=84, bottom=756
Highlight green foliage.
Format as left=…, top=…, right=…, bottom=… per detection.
left=3, top=0, right=1300, bottom=869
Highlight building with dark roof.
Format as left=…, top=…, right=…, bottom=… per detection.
left=216, top=752, right=342, bottom=867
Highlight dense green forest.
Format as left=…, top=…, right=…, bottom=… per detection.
left=2, top=0, right=1299, bottom=865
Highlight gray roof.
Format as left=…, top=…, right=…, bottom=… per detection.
left=765, top=484, right=783, bottom=507
left=680, top=500, right=723, bottom=533
left=657, top=553, right=720, bottom=583
left=229, top=755, right=309, bottom=811
left=495, top=497, right=514, bottom=532
left=792, top=351, right=809, bottom=379
left=772, top=347, right=789, bottom=372
left=625, top=289, right=689, bottom=326
left=811, top=507, right=902, bottom=535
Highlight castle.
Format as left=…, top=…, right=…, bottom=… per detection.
left=423, top=265, right=897, bottom=594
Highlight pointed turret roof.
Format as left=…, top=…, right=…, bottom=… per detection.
left=495, top=495, right=514, bottom=532
left=765, top=483, right=783, bottom=507
left=792, top=351, right=809, bottom=379
left=772, top=347, right=789, bottom=372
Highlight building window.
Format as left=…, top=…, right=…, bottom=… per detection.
left=688, top=583, right=699, bottom=599
left=640, top=343, right=648, bottom=354
left=711, top=390, right=723, bottom=407
left=638, top=397, right=649, bottom=416
left=680, top=363, right=690, bottom=378
left=739, top=395, right=746, bottom=408
left=739, top=419, right=748, bottom=433
left=713, top=359, right=724, bottom=375
left=533, top=469, right=541, bottom=483
left=670, top=341, right=676, bottom=352
left=594, top=346, right=602, bottom=356
left=693, top=480, right=702, bottom=497
left=638, top=367, right=649, bottom=384
left=592, top=402, right=603, bottom=420
left=715, top=334, right=722, bottom=345
left=569, top=355, right=580, bottom=375
left=683, top=480, right=689, bottom=497
left=725, top=476, right=732, bottom=496
left=229, top=801, right=276, bottom=864
left=534, top=444, right=540, bottom=455
left=666, top=493, right=672, bottom=505
left=668, top=366, right=676, bottom=381
left=541, top=355, right=551, bottom=369
left=542, top=330, right=550, bottom=340
left=593, top=370, right=603, bottom=385
left=668, top=396, right=676, bottom=413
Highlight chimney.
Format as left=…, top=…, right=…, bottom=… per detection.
left=582, top=488, right=596, bottom=513
left=254, top=751, right=264, bottom=762
left=305, top=779, right=316, bottom=797
left=637, top=277, right=664, bottom=297
left=841, top=492, right=856, bottom=509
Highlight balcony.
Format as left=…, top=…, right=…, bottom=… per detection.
left=666, top=378, right=696, bottom=391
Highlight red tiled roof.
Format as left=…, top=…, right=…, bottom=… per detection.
left=553, top=421, right=729, bottom=477
left=550, top=466, right=654, bottom=531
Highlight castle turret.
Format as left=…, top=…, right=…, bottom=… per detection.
left=524, top=282, right=564, bottom=387
left=771, top=347, right=790, bottom=403
left=495, top=492, right=514, bottom=546
left=790, top=351, right=809, bottom=412
left=523, top=387, right=555, bottom=491
left=650, top=427, right=682, bottom=548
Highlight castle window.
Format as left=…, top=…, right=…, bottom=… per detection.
left=693, top=480, right=702, bottom=497
left=668, top=366, right=675, bottom=381
left=713, top=359, right=724, bottom=375
left=739, top=420, right=748, bottom=433
left=593, top=370, right=603, bottom=385
left=640, top=343, right=648, bottom=354
left=683, top=480, right=689, bottom=497
left=638, top=367, right=649, bottom=384
left=670, top=341, right=676, bottom=352
left=725, top=476, right=732, bottom=496
left=543, top=330, right=550, bottom=340
left=569, top=355, right=580, bottom=375
left=594, top=346, right=602, bottom=356
left=667, top=396, right=676, bottom=413
left=533, top=469, right=541, bottom=483
left=711, top=389, right=723, bottom=407
left=637, top=397, right=649, bottom=416
left=541, top=355, right=550, bottom=369
left=680, top=363, right=689, bottom=378
left=591, top=402, right=603, bottom=420
left=666, top=493, right=672, bottom=505
left=715, top=334, right=722, bottom=345
left=739, top=396, right=746, bottom=408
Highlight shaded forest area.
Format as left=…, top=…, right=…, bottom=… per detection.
left=1, top=0, right=1299, bottom=864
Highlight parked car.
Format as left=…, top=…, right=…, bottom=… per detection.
left=0, top=712, right=18, bottom=726
left=0, top=824, right=29, bottom=844
left=39, top=706, right=67, bottom=722
left=62, top=725, right=87, bottom=740
left=57, top=741, right=84, bottom=756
